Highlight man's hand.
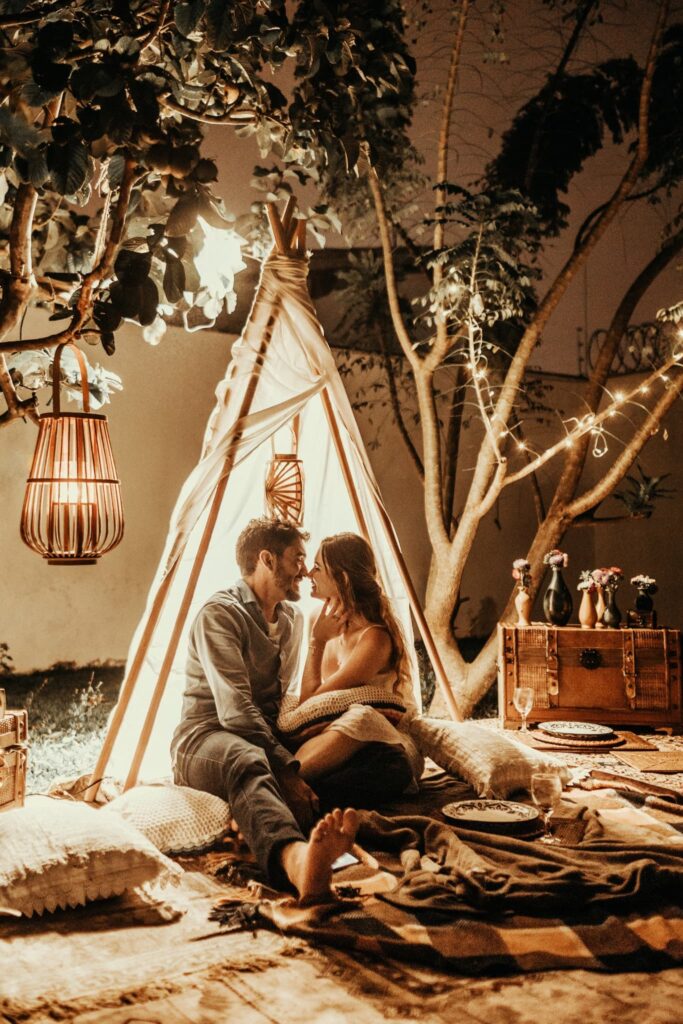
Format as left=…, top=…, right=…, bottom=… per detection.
left=278, top=766, right=319, bottom=831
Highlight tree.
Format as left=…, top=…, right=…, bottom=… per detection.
left=320, top=0, right=683, bottom=715
left=0, top=0, right=414, bottom=421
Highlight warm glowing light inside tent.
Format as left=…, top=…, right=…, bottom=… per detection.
left=194, top=218, right=246, bottom=295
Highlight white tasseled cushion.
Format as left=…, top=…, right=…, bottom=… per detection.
left=407, top=717, right=570, bottom=798
left=0, top=796, right=181, bottom=918
left=102, top=784, right=231, bottom=854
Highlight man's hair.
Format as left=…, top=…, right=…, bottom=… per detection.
left=235, top=517, right=309, bottom=576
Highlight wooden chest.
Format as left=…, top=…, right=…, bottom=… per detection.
left=0, top=745, right=28, bottom=812
left=498, top=626, right=682, bottom=729
left=0, top=708, right=28, bottom=750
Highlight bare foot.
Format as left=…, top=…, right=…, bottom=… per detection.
left=281, top=808, right=359, bottom=902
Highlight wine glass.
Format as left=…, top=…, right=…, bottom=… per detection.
left=531, top=771, right=563, bottom=845
left=513, top=686, right=534, bottom=732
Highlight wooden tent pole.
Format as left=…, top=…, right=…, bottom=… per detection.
left=85, top=563, right=179, bottom=800
left=122, top=298, right=283, bottom=790
left=89, top=206, right=294, bottom=797
left=319, top=388, right=461, bottom=722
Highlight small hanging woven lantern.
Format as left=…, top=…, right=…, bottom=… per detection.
left=264, top=416, right=305, bottom=526
left=20, top=343, right=124, bottom=565
left=265, top=453, right=305, bottom=525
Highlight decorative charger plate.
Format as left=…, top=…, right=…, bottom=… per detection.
left=538, top=720, right=614, bottom=739
left=442, top=800, right=540, bottom=834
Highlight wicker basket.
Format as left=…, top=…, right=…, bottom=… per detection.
left=0, top=746, right=28, bottom=812
left=0, top=709, right=28, bottom=750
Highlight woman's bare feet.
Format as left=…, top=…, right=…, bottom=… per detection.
left=281, top=808, right=359, bottom=902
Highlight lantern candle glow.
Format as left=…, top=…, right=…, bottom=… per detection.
left=20, top=344, right=123, bottom=565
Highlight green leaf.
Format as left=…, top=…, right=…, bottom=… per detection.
left=163, top=256, right=186, bottom=302
left=101, top=332, right=116, bottom=356
left=107, top=153, right=126, bottom=189
left=37, top=21, right=74, bottom=61
left=205, top=0, right=234, bottom=49
left=166, top=194, right=201, bottom=236
left=109, top=280, right=141, bottom=319
left=93, top=301, right=123, bottom=333
left=0, top=108, right=43, bottom=157
left=47, top=140, right=89, bottom=196
left=115, top=249, right=152, bottom=284
left=174, top=0, right=205, bottom=37
left=138, top=277, right=160, bottom=325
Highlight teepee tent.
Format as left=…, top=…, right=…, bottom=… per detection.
left=89, top=201, right=458, bottom=796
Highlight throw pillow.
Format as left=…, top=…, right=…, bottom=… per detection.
left=277, top=687, right=407, bottom=744
left=407, top=717, right=569, bottom=798
left=102, top=784, right=231, bottom=855
left=0, top=796, right=182, bottom=917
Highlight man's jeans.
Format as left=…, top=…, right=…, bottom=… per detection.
left=173, top=730, right=413, bottom=886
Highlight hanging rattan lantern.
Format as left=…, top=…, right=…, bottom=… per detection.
left=20, top=343, right=124, bottom=565
left=264, top=416, right=305, bottom=526
left=265, top=453, right=305, bottom=525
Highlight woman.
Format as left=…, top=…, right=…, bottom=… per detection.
left=281, top=532, right=422, bottom=789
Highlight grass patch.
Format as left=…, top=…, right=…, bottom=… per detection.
left=1, top=665, right=124, bottom=794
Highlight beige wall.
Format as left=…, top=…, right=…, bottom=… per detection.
left=1, top=310, right=681, bottom=673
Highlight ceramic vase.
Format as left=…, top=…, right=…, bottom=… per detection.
left=602, top=588, right=622, bottom=629
left=515, top=588, right=532, bottom=627
left=635, top=590, right=654, bottom=614
left=578, top=589, right=597, bottom=629
left=543, top=566, right=573, bottom=626
left=594, top=584, right=606, bottom=628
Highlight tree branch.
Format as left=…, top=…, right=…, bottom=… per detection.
left=442, top=367, right=465, bottom=531
left=462, top=0, right=669, bottom=514
left=545, top=222, right=683, bottom=513
left=0, top=354, right=38, bottom=426
left=140, top=0, right=170, bottom=52
left=376, top=326, right=424, bottom=480
left=160, top=95, right=247, bottom=125
left=431, top=0, right=470, bottom=362
left=565, top=368, right=683, bottom=519
left=500, top=351, right=682, bottom=488
left=518, top=423, right=546, bottom=523
left=366, top=160, right=422, bottom=369
left=523, top=0, right=597, bottom=194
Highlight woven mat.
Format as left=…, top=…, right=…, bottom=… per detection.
left=519, top=730, right=657, bottom=752
left=614, top=751, right=683, bottom=773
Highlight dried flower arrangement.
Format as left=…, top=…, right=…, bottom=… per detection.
left=631, top=574, right=658, bottom=595
left=512, top=558, right=532, bottom=591
left=543, top=548, right=568, bottom=568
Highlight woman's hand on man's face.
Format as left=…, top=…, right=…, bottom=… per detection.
left=312, top=597, right=348, bottom=642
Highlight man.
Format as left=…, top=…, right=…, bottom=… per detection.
left=171, top=517, right=359, bottom=900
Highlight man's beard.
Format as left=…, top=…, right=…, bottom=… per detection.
left=274, top=564, right=302, bottom=602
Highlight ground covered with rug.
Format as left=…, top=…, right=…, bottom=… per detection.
left=2, top=769, right=683, bottom=1024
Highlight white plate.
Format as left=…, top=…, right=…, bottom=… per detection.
left=442, top=799, right=540, bottom=833
left=539, top=720, right=614, bottom=739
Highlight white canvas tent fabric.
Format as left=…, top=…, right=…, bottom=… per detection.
left=101, top=251, right=422, bottom=784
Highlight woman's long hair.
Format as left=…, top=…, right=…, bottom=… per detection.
left=319, top=533, right=409, bottom=684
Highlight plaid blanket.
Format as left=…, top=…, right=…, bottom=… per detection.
left=211, top=802, right=683, bottom=974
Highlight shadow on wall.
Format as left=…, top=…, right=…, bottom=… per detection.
left=463, top=597, right=500, bottom=639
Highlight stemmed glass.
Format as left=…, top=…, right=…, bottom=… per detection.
left=530, top=771, right=564, bottom=844
left=513, top=686, right=534, bottom=732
